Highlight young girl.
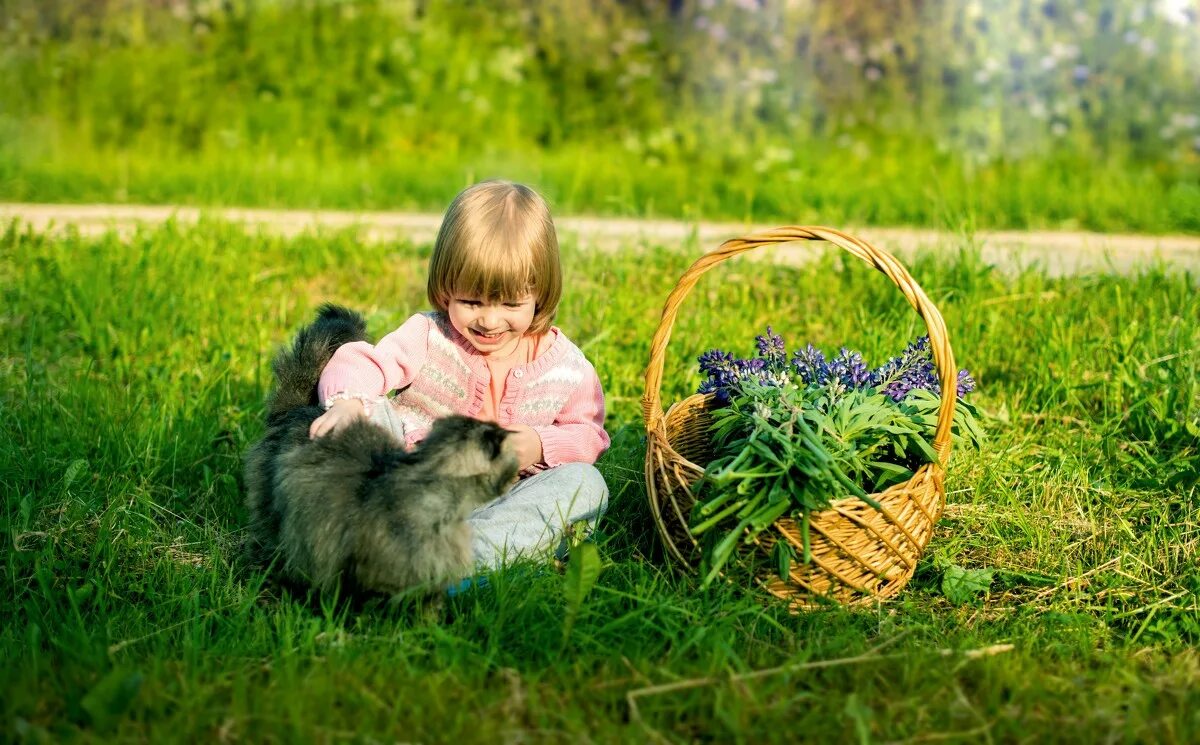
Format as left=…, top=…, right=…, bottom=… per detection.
left=308, top=180, right=609, bottom=568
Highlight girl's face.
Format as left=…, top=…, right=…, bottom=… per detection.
left=447, top=293, right=537, bottom=356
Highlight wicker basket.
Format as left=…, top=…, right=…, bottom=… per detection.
left=641, top=227, right=959, bottom=609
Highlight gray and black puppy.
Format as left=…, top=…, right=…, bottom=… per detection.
left=244, top=304, right=518, bottom=596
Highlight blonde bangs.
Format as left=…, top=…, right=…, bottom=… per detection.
left=443, top=227, right=537, bottom=303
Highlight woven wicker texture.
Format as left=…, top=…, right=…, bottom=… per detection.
left=642, top=227, right=959, bottom=608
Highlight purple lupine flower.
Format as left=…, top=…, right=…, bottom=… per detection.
left=755, top=326, right=788, bottom=373
left=697, top=348, right=736, bottom=376
left=732, top=356, right=768, bottom=392
left=698, top=348, right=773, bottom=403
left=871, top=336, right=975, bottom=401
left=956, top=369, right=976, bottom=397
left=701, top=331, right=975, bottom=405
left=883, top=360, right=937, bottom=401
left=791, top=344, right=830, bottom=386
left=699, top=328, right=793, bottom=402
left=829, top=347, right=873, bottom=388
left=698, top=349, right=740, bottom=402
left=872, top=336, right=932, bottom=400
left=736, top=357, right=767, bottom=375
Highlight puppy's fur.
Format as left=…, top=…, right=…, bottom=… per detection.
left=244, top=304, right=519, bottom=595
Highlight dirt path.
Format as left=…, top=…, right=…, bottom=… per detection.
left=4, top=202, right=1199, bottom=277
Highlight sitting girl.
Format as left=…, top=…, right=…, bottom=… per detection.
left=309, top=180, right=609, bottom=567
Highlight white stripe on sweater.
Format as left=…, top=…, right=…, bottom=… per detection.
left=428, top=330, right=473, bottom=377
left=524, top=365, right=585, bottom=390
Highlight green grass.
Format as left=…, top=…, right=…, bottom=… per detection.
left=2, top=220, right=1198, bottom=742
left=3, top=0, right=1199, bottom=232
left=5, top=138, right=1198, bottom=233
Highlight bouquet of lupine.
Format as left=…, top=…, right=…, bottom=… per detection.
left=691, top=329, right=983, bottom=585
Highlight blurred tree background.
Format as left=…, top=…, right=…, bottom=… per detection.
left=1, top=0, right=1197, bottom=230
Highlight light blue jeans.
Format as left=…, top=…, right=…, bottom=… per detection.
left=369, top=399, right=609, bottom=569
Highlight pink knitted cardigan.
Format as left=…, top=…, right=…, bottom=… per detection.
left=317, top=312, right=610, bottom=467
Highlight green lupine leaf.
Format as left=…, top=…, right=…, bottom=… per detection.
left=908, top=433, right=942, bottom=467
left=774, top=540, right=794, bottom=579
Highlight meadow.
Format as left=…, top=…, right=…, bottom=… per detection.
left=2, top=219, right=1197, bottom=742
left=3, top=0, right=1199, bottom=232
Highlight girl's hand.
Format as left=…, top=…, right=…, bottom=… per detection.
left=506, top=425, right=544, bottom=470
left=309, top=398, right=367, bottom=439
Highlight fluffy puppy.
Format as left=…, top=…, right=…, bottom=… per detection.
left=244, top=304, right=518, bottom=595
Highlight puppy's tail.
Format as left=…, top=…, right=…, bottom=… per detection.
left=267, top=303, right=369, bottom=418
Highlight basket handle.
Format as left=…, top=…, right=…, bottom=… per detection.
left=641, top=226, right=958, bottom=465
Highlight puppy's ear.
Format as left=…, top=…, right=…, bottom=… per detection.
left=484, top=426, right=511, bottom=459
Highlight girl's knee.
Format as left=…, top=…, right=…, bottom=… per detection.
left=526, top=462, right=607, bottom=519
left=554, top=462, right=608, bottom=502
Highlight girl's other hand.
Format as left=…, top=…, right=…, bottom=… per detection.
left=507, top=425, right=544, bottom=471
left=309, top=398, right=367, bottom=439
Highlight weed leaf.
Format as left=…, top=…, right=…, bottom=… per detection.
left=63, top=458, right=89, bottom=491
left=941, top=564, right=994, bottom=604
left=561, top=543, right=601, bottom=643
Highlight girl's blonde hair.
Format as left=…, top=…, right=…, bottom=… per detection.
left=427, top=180, right=562, bottom=335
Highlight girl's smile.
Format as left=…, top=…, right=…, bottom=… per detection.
left=449, top=294, right=537, bottom=356
left=467, top=327, right=512, bottom=348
